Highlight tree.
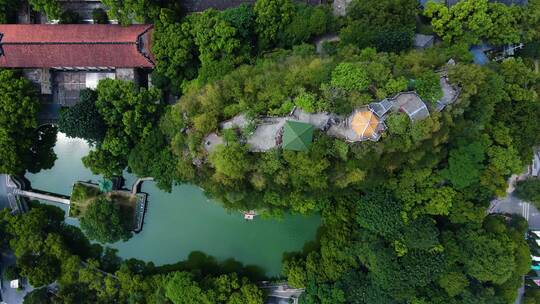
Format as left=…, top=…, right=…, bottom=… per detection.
left=4, top=265, right=20, bottom=280
left=457, top=229, right=516, bottom=284
left=340, top=0, right=416, bottom=52
left=59, top=9, right=81, bottom=24
left=285, top=5, right=331, bottom=47
left=515, top=178, right=540, bottom=206
left=330, top=63, right=369, bottom=92
left=438, top=272, right=469, bottom=297
left=443, top=142, right=485, bottom=189
left=209, top=143, right=251, bottom=183
left=165, top=272, right=212, bottom=304
left=28, top=0, right=62, bottom=20
left=128, top=129, right=176, bottom=192
left=486, top=3, right=522, bottom=45
left=415, top=71, right=443, bottom=104
left=100, top=0, right=161, bottom=25
left=254, top=0, right=295, bottom=48
left=337, top=271, right=395, bottom=304
left=152, top=20, right=199, bottom=92
left=24, top=287, right=52, bottom=304
left=92, top=8, right=109, bottom=24
left=207, top=273, right=264, bottom=304
left=0, top=0, right=19, bottom=23
left=189, top=9, right=243, bottom=84
left=59, top=89, right=106, bottom=145
left=0, top=70, right=40, bottom=175
left=424, top=0, right=493, bottom=44
left=356, top=190, right=404, bottom=239
left=282, top=258, right=307, bottom=288
left=221, top=4, right=256, bottom=43
left=82, top=79, right=161, bottom=177
left=191, top=9, right=241, bottom=65
left=80, top=198, right=132, bottom=243
left=19, top=253, right=61, bottom=287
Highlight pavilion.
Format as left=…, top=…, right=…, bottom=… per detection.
left=350, top=109, right=385, bottom=142
left=282, top=120, right=314, bottom=152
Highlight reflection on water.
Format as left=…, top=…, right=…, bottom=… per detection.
left=26, top=133, right=320, bottom=276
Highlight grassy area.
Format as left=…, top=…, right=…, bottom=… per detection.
left=70, top=183, right=100, bottom=217
left=71, top=183, right=137, bottom=229
left=416, top=17, right=434, bottom=35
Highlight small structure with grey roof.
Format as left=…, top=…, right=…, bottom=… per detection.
left=391, top=92, right=430, bottom=121
left=414, top=34, right=435, bottom=49
left=369, top=98, right=393, bottom=118
left=202, top=71, right=460, bottom=152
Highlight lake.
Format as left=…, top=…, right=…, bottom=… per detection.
left=26, top=132, right=320, bottom=277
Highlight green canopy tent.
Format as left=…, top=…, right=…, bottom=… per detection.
left=98, top=178, right=113, bottom=193
left=282, top=120, right=314, bottom=152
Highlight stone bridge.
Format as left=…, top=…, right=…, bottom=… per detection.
left=13, top=188, right=70, bottom=205
left=131, top=177, right=154, bottom=195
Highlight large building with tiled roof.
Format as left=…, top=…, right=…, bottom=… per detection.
left=0, top=24, right=154, bottom=69
left=0, top=24, right=155, bottom=107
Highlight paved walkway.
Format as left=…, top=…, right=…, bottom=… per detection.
left=488, top=172, right=540, bottom=304
left=1, top=251, right=33, bottom=304
left=488, top=173, right=540, bottom=228
left=314, top=34, right=339, bottom=54
left=489, top=195, right=540, bottom=229
left=261, top=283, right=303, bottom=304
left=203, top=71, right=459, bottom=153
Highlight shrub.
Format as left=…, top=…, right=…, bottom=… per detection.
left=294, top=91, right=318, bottom=113
left=415, top=71, right=443, bottom=103
left=59, top=10, right=80, bottom=24
left=4, top=265, right=20, bottom=281
left=330, top=63, right=369, bottom=92
left=515, top=178, right=540, bottom=207
left=92, top=8, right=109, bottom=24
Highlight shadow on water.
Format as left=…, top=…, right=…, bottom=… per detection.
left=27, top=124, right=58, bottom=174
left=148, top=251, right=267, bottom=281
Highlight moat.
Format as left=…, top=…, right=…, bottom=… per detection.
left=26, top=132, right=320, bottom=277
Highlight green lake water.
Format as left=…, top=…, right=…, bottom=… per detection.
left=26, top=133, right=320, bottom=277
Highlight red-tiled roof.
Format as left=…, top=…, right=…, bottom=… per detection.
left=0, top=24, right=155, bottom=68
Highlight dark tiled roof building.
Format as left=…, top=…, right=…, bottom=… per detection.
left=0, top=24, right=155, bottom=69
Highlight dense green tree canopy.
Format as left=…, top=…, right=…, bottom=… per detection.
left=5, top=1, right=540, bottom=302
left=424, top=0, right=531, bottom=45
left=0, top=0, right=18, bottom=22
left=82, top=79, right=161, bottom=177
left=415, top=71, right=443, bottom=103
left=100, top=0, right=165, bottom=25
left=340, top=0, right=417, bottom=52
left=515, top=178, right=540, bottom=207
left=254, top=0, right=294, bottom=48
left=28, top=0, right=62, bottom=20
left=59, top=89, right=106, bottom=145
left=0, top=70, right=40, bottom=175
left=443, top=142, right=485, bottom=189
left=80, top=197, right=132, bottom=243
left=23, top=287, right=52, bottom=304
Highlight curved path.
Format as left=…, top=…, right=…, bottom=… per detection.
left=132, top=177, right=154, bottom=195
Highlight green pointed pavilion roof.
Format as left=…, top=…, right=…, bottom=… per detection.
left=282, top=120, right=314, bottom=151
left=99, top=179, right=113, bottom=193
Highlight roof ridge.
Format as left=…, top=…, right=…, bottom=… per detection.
left=135, top=25, right=155, bottom=66
left=2, top=42, right=135, bottom=45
